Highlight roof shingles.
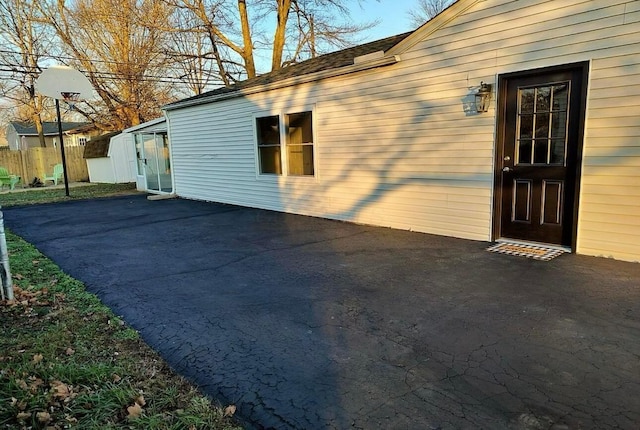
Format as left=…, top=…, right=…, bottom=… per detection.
left=9, top=121, right=90, bottom=136
left=169, top=32, right=411, bottom=107
left=83, top=132, right=121, bottom=159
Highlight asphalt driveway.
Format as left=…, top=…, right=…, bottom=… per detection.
left=3, top=195, right=640, bottom=429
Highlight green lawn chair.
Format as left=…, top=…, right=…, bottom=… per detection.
left=0, top=167, right=21, bottom=190
left=43, top=163, right=64, bottom=186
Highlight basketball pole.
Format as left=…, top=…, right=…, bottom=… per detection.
left=0, top=207, right=14, bottom=301
left=55, top=99, right=71, bottom=197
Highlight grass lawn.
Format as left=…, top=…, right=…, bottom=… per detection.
left=0, top=184, right=242, bottom=429
left=0, top=182, right=140, bottom=208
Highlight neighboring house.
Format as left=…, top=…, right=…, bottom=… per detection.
left=5, top=121, right=94, bottom=150
left=84, top=131, right=137, bottom=184
left=164, top=0, right=640, bottom=263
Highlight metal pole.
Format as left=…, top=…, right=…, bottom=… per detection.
left=55, top=99, right=70, bottom=197
left=0, top=207, right=14, bottom=301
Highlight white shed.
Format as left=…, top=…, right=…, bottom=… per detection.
left=84, top=132, right=137, bottom=184
left=164, top=0, right=640, bottom=262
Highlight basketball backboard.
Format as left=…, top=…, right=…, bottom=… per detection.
left=34, top=65, right=94, bottom=198
left=35, top=65, right=93, bottom=101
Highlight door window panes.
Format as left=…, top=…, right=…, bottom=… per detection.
left=520, top=88, right=535, bottom=113
left=520, top=115, right=533, bottom=140
left=536, top=86, right=551, bottom=112
left=551, top=112, right=567, bottom=139
left=534, top=140, right=549, bottom=164
left=550, top=139, right=566, bottom=164
left=552, top=84, right=569, bottom=111
left=517, top=82, right=570, bottom=165
left=536, top=113, right=549, bottom=140
left=135, top=135, right=144, bottom=175
left=518, top=140, right=532, bottom=164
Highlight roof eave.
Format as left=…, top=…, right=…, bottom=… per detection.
left=123, top=117, right=166, bottom=133
left=164, top=54, right=401, bottom=112
left=386, top=0, right=479, bottom=56
left=18, top=132, right=60, bottom=137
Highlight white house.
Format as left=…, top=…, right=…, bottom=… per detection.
left=84, top=132, right=137, bottom=184
left=163, top=0, right=640, bottom=263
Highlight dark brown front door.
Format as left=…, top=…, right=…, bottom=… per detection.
left=496, top=64, right=587, bottom=246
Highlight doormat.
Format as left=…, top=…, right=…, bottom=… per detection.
left=487, top=242, right=567, bottom=261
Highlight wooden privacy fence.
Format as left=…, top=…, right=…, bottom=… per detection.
left=0, top=147, right=88, bottom=185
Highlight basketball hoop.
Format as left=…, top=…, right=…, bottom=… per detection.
left=61, top=91, right=81, bottom=110
left=35, top=65, right=93, bottom=102
left=35, top=66, right=94, bottom=197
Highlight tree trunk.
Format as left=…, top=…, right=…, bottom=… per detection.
left=206, top=30, right=230, bottom=87
left=237, top=0, right=255, bottom=78
left=271, top=0, right=292, bottom=71
left=33, top=113, right=45, bottom=147
left=309, top=15, right=315, bottom=58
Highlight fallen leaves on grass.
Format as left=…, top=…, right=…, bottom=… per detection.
left=16, top=412, right=30, bottom=421
left=16, top=379, right=29, bottom=390
left=2, top=233, right=243, bottom=430
left=36, top=411, right=51, bottom=423
left=3, top=286, right=52, bottom=308
left=50, top=380, right=77, bottom=403
left=127, top=402, right=143, bottom=419
left=27, top=376, right=45, bottom=394
left=126, top=393, right=147, bottom=419
left=10, top=397, right=27, bottom=411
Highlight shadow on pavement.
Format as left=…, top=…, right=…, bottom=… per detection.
left=4, top=195, right=640, bottom=429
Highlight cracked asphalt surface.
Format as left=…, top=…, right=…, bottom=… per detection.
left=3, top=194, right=640, bottom=429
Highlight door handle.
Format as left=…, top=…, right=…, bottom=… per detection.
left=503, top=167, right=511, bottom=172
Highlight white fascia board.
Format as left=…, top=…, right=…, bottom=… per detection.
left=123, top=117, right=167, bottom=133
left=164, top=54, right=401, bottom=112
left=354, top=50, right=385, bottom=64
left=385, top=0, right=481, bottom=57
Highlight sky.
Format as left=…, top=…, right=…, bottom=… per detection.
left=250, top=0, right=418, bottom=73
left=252, top=0, right=419, bottom=71
left=348, top=0, right=419, bottom=42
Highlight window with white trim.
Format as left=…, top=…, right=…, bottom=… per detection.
left=286, top=111, right=314, bottom=176
left=255, top=111, right=315, bottom=176
left=256, top=115, right=282, bottom=174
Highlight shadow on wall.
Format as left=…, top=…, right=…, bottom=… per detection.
left=186, top=59, right=499, bottom=428
left=164, top=35, right=501, bottom=428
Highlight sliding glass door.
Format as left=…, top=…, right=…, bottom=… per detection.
left=135, top=132, right=171, bottom=193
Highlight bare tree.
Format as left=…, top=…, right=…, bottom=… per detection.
left=167, top=0, right=376, bottom=85
left=283, top=0, right=375, bottom=65
left=407, top=0, right=455, bottom=28
left=164, top=8, right=220, bottom=95
left=0, top=0, right=53, bottom=146
left=1, top=0, right=380, bottom=135
left=39, top=0, right=178, bottom=129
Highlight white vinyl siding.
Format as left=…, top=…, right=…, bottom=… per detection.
left=168, top=0, right=640, bottom=262
left=578, top=51, right=640, bottom=261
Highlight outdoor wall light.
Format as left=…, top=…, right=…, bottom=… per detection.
left=475, top=82, right=493, bottom=113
